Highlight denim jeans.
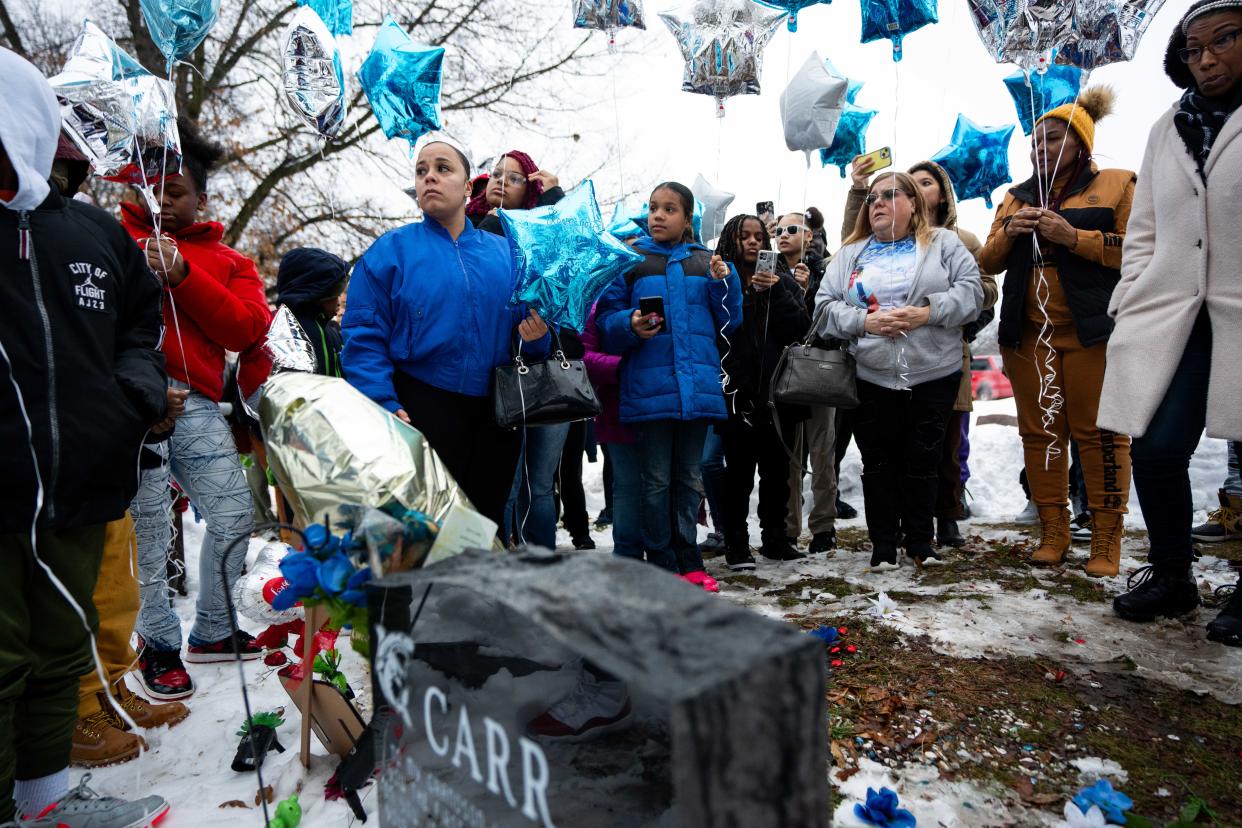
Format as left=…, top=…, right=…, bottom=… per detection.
left=1131, top=311, right=1212, bottom=570
left=607, top=442, right=644, bottom=561
left=700, top=425, right=726, bottom=532
left=1224, top=441, right=1241, bottom=497
left=131, top=384, right=253, bottom=650
left=636, top=420, right=709, bottom=574
left=504, top=423, right=570, bottom=550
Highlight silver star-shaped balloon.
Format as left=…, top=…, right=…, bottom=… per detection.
left=282, top=6, right=348, bottom=140
left=692, top=173, right=735, bottom=242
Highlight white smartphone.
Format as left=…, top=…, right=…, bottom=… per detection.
left=756, top=249, right=778, bottom=274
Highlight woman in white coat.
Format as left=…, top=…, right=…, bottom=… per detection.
left=1099, top=0, right=1242, bottom=646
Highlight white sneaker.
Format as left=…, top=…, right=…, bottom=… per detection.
left=24, top=774, right=169, bottom=828
left=1014, top=501, right=1039, bottom=524
left=527, top=666, right=632, bottom=742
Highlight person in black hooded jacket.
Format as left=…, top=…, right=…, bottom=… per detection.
left=715, top=214, right=811, bottom=571
left=276, top=247, right=349, bottom=378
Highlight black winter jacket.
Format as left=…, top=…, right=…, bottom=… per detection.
left=720, top=270, right=812, bottom=422
left=0, top=190, right=166, bottom=533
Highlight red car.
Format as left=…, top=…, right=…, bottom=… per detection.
left=971, top=355, right=1013, bottom=401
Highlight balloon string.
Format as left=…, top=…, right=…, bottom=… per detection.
left=610, top=52, right=626, bottom=197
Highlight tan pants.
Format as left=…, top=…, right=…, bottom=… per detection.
left=77, top=514, right=139, bottom=717
left=786, top=406, right=839, bottom=537
left=1002, top=320, right=1130, bottom=514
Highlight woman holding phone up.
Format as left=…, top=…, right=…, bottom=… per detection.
left=342, top=137, right=549, bottom=529
left=715, top=215, right=812, bottom=570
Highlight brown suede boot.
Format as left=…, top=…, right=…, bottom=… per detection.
left=1085, top=511, right=1124, bottom=578
left=104, top=684, right=190, bottom=730
left=1031, top=506, right=1071, bottom=565
left=71, top=709, right=142, bottom=768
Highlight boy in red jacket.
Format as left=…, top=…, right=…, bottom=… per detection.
left=121, top=120, right=272, bottom=699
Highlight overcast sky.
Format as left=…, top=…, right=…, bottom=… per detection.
left=450, top=0, right=1187, bottom=247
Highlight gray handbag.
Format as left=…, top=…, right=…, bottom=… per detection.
left=768, top=304, right=859, bottom=410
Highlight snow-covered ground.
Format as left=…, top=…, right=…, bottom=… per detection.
left=76, top=398, right=1237, bottom=826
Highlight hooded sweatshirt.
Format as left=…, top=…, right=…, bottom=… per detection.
left=276, top=247, right=348, bottom=377
left=1, top=48, right=166, bottom=531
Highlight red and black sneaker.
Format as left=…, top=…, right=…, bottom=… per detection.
left=184, top=629, right=263, bottom=664
left=136, top=636, right=194, bottom=701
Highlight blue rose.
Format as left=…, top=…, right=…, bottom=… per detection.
left=854, top=787, right=916, bottom=828
left=339, top=566, right=372, bottom=608
left=1072, top=780, right=1132, bottom=825
left=273, top=552, right=320, bottom=610
left=317, top=553, right=355, bottom=596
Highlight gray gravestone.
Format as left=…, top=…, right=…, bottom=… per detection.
left=367, top=548, right=828, bottom=827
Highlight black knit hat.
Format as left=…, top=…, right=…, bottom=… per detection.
left=1167, top=0, right=1242, bottom=89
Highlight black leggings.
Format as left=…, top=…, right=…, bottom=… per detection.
left=394, top=372, right=521, bottom=531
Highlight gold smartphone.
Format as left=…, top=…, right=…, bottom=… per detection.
left=853, top=146, right=893, bottom=173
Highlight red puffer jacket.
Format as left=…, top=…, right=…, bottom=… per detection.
left=121, top=203, right=272, bottom=401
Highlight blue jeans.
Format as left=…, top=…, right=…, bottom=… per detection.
left=504, top=423, right=570, bottom=549
left=131, top=384, right=253, bottom=650
left=607, top=442, right=644, bottom=561
left=1225, top=441, right=1241, bottom=497
left=700, top=425, right=726, bottom=532
left=1131, top=311, right=1212, bottom=570
left=637, top=420, right=709, bottom=574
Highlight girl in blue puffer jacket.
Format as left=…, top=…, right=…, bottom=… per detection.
left=596, top=182, right=743, bottom=591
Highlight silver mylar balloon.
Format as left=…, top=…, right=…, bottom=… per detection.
left=967, top=0, right=1075, bottom=70
left=573, top=0, right=647, bottom=35
left=660, top=0, right=786, bottom=116
left=49, top=19, right=181, bottom=186
left=692, top=173, right=735, bottom=242
left=1056, top=0, right=1167, bottom=73
left=282, top=6, right=347, bottom=140
left=266, top=305, right=319, bottom=374
left=780, top=50, right=848, bottom=152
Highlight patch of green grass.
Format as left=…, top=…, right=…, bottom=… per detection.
left=720, top=574, right=769, bottom=589
left=764, top=575, right=859, bottom=602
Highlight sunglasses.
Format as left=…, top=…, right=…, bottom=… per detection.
left=1177, top=28, right=1240, bottom=64
left=774, top=224, right=808, bottom=236
left=865, top=189, right=909, bottom=206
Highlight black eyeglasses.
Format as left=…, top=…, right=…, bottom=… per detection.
left=1178, top=28, right=1241, bottom=63
left=774, top=224, right=807, bottom=236
left=864, top=190, right=908, bottom=206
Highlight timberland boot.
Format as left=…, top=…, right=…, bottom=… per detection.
left=70, top=709, right=142, bottom=768
left=102, top=683, right=190, bottom=730
left=1085, top=511, right=1124, bottom=578
left=1191, top=489, right=1242, bottom=543
left=1030, top=506, right=1071, bottom=565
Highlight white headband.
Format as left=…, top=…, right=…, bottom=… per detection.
left=1183, top=0, right=1242, bottom=33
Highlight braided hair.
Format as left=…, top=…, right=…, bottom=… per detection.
left=715, top=214, right=771, bottom=287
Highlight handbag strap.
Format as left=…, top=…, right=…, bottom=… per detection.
left=514, top=325, right=566, bottom=365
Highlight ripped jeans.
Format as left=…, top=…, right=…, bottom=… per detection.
left=130, top=383, right=253, bottom=651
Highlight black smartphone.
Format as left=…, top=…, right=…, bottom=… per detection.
left=756, top=201, right=775, bottom=225
left=639, top=296, right=666, bottom=333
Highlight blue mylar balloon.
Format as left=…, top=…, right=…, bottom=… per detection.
left=756, top=0, right=832, bottom=32
left=930, top=115, right=1015, bottom=208
left=298, top=0, right=352, bottom=37
left=1004, top=62, right=1082, bottom=135
left=606, top=198, right=704, bottom=242
left=501, top=182, right=646, bottom=333
left=824, top=58, right=864, bottom=104
left=859, top=0, right=938, bottom=61
left=139, top=0, right=220, bottom=68
left=819, top=103, right=878, bottom=177
left=359, top=18, right=445, bottom=150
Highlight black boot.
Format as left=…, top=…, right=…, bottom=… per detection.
left=907, top=541, right=944, bottom=567
left=1206, top=582, right=1242, bottom=647
left=724, top=535, right=756, bottom=572
left=809, top=530, right=836, bottom=555
left=759, top=536, right=806, bottom=562
left=936, top=518, right=965, bottom=548
left=1113, top=565, right=1201, bottom=623
left=835, top=498, right=858, bottom=520
left=869, top=541, right=899, bottom=570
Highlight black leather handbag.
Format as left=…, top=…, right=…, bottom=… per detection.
left=493, top=334, right=602, bottom=429
left=769, top=305, right=859, bottom=410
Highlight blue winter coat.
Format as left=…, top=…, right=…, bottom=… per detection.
left=341, top=217, right=546, bottom=410
left=596, top=236, right=742, bottom=423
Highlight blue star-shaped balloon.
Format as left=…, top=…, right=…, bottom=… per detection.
left=819, top=103, right=878, bottom=177
left=930, top=115, right=1014, bottom=208
left=756, top=0, right=832, bottom=32
left=860, top=0, right=938, bottom=61
left=298, top=0, right=352, bottom=36
left=501, top=181, right=645, bottom=333
left=139, top=0, right=220, bottom=68
left=359, top=18, right=445, bottom=149
left=1004, top=62, right=1082, bottom=135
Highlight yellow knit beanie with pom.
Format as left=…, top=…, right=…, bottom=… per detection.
left=1034, top=86, right=1116, bottom=154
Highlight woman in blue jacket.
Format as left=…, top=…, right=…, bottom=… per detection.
left=596, top=182, right=742, bottom=589
left=342, top=137, right=548, bottom=528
